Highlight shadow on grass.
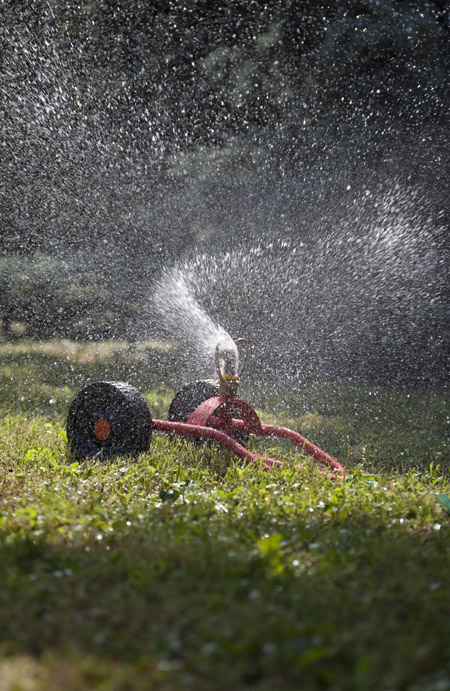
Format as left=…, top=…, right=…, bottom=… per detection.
left=0, top=509, right=448, bottom=691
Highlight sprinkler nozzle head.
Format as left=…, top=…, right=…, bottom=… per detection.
left=215, top=338, right=249, bottom=396
left=217, top=346, right=238, bottom=378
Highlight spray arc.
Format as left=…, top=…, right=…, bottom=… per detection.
left=67, top=338, right=345, bottom=478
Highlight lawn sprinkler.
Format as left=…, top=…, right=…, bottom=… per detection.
left=67, top=338, right=345, bottom=478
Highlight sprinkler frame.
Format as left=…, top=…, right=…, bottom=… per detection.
left=67, top=338, right=345, bottom=478
left=154, top=338, right=345, bottom=477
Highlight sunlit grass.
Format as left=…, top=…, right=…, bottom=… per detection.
left=0, top=338, right=173, bottom=362
left=0, top=340, right=449, bottom=690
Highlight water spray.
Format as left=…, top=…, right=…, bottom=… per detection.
left=67, top=337, right=345, bottom=478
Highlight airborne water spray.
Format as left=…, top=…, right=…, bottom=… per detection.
left=147, top=184, right=447, bottom=401
left=151, top=267, right=238, bottom=379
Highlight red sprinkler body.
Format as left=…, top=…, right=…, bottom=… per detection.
left=152, top=339, right=345, bottom=478
left=67, top=338, right=345, bottom=479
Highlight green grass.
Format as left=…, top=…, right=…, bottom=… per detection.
left=0, top=340, right=449, bottom=690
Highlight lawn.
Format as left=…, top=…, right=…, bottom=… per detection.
left=0, top=340, right=449, bottom=690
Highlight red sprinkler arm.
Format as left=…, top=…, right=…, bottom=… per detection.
left=154, top=418, right=283, bottom=472
left=190, top=394, right=345, bottom=478
left=153, top=337, right=345, bottom=479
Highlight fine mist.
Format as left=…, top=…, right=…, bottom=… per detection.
left=1, top=0, right=448, bottom=402
left=152, top=267, right=237, bottom=376
left=144, top=180, right=448, bottom=398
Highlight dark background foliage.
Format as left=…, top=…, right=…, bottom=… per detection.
left=1, top=0, right=449, bottom=384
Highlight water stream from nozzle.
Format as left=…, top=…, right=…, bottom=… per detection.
left=147, top=183, right=447, bottom=396
left=152, top=267, right=237, bottom=378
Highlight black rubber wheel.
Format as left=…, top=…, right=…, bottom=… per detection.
left=168, top=381, right=249, bottom=445
left=168, top=381, right=219, bottom=422
left=67, top=381, right=152, bottom=459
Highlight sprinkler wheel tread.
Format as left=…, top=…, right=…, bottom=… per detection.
left=67, top=381, right=152, bottom=459
left=168, top=381, right=249, bottom=445
left=168, top=381, right=219, bottom=422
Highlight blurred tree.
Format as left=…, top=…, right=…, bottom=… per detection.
left=0, top=0, right=448, bottom=369
left=1, top=0, right=448, bottom=252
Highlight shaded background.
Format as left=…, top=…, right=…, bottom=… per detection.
left=1, top=0, right=449, bottom=388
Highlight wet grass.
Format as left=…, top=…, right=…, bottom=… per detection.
left=0, top=340, right=449, bottom=690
